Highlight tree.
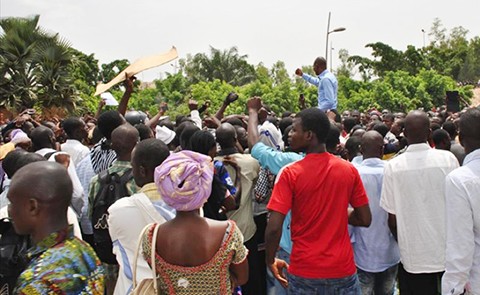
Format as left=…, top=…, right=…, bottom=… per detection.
left=0, top=15, right=78, bottom=112
left=180, top=46, right=256, bottom=86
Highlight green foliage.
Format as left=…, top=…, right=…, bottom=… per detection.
left=180, top=46, right=256, bottom=86
left=0, top=15, right=79, bottom=112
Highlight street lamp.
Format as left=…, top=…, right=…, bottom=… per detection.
left=421, top=29, right=426, bottom=47
left=325, top=12, right=346, bottom=70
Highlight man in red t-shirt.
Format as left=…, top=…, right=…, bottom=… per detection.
left=265, top=106, right=371, bottom=294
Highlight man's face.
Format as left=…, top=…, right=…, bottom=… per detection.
left=351, top=111, right=360, bottom=124
left=7, top=188, right=31, bottom=235
left=78, top=120, right=88, bottom=140
left=383, top=118, right=394, bottom=130
left=288, top=118, right=308, bottom=152
left=313, top=62, right=324, bottom=75
left=360, top=113, right=368, bottom=125
left=131, top=148, right=143, bottom=187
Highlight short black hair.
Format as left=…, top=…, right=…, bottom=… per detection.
left=459, top=108, right=480, bottom=141
left=279, top=117, right=293, bottom=135
left=325, top=124, right=340, bottom=150
left=97, top=110, right=125, bottom=140
left=134, top=123, right=153, bottom=141
left=432, top=129, right=450, bottom=146
left=296, top=108, right=331, bottom=143
left=189, top=130, right=216, bottom=156
left=132, top=138, right=170, bottom=173
left=30, top=126, right=55, bottom=151
left=373, top=123, right=389, bottom=138
left=442, top=121, right=457, bottom=139
left=345, top=136, right=362, bottom=158
left=3, top=150, right=46, bottom=179
left=62, top=117, right=84, bottom=138
left=180, top=124, right=200, bottom=150
left=383, top=113, right=395, bottom=121
left=343, top=117, right=357, bottom=133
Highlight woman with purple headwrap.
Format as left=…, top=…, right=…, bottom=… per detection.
left=141, top=150, right=249, bottom=294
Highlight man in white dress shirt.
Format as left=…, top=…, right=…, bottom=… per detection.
left=442, top=108, right=480, bottom=294
left=380, top=110, right=459, bottom=294
left=108, top=138, right=175, bottom=295
left=61, top=117, right=90, bottom=166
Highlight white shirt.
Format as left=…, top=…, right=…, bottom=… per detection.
left=108, top=183, right=175, bottom=295
left=258, top=121, right=284, bottom=151
left=442, top=148, right=480, bottom=295
left=61, top=139, right=90, bottom=167
left=380, top=143, right=459, bottom=273
left=36, top=148, right=85, bottom=218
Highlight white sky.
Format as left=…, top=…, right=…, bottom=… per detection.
left=2, top=0, right=479, bottom=82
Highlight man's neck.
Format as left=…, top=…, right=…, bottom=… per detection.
left=219, top=146, right=238, bottom=156
left=306, top=143, right=327, bottom=154
left=32, top=219, right=69, bottom=244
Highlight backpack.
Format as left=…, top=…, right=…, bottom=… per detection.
left=91, top=168, right=132, bottom=264
left=0, top=218, right=31, bottom=295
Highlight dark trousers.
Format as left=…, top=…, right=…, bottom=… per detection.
left=398, top=263, right=442, bottom=295
left=242, top=235, right=263, bottom=295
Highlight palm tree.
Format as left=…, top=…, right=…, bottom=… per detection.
left=181, top=46, right=256, bottom=86
left=0, top=15, right=78, bottom=113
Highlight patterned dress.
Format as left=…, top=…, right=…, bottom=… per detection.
left=142, top=220, right=248, bottom=294
left=14, top=226, right=104, bottom=295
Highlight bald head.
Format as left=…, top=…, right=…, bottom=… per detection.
left=216, top=123, right=237, bottom=149
left=361, top=131, right=384, bottom=159
left=111, top=124, right=139, bottom=160
left=7, top=161, right=72, bottom=236
left=404, top=110, right=430, bottom=144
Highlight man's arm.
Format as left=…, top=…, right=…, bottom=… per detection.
left=442, top=175, right=474, bottom=295
left=188, top=99, right=202, bottom=129
left=265, top=211, right=289, bottom=288
left=118, top=75, right=135, bottom=116
left=387, top=213, right=397, bottom=240
left=247, top=97, right=262, bottom=150
left=145, top=102, right=167, bottom=128
left=348, top=204, right=371, bottom=227
left=215, top=92, right=238, bottom=121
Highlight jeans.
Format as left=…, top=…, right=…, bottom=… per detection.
left=268, top=248, right=290, bottom=295
left=288, top=273, right=361, bottom=295
left=357, top=265, right=398, bottom=295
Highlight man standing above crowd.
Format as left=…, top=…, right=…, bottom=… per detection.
left=265, top=107, right=371, bottom=293
left=295, top=57, right=338, bottom=112
left=380, top=110, right=459, bottom=294
left=353, top=131, right=400, bottom=295
left=442, top=108, right=480, bottom=294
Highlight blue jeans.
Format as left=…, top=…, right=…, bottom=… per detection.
left=268, top=248, right=290, bottom=295
left=357, top=265, right=398, bottom=295
left=288, top=273, right=361, bottom=295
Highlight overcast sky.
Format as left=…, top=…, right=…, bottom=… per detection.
left=2, top=0, right=479, bottom=82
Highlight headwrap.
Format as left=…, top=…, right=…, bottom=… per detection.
left=154, top=150, right=213, bottom=211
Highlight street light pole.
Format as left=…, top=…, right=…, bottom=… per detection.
left=325, top=12, right=346, bottom=71
left=421, top=29, right=426, bottom=47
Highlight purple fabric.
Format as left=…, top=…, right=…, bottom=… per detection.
left=154, top=150, right=213, bottom=211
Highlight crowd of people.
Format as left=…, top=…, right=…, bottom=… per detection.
left=0, top=56, right=479, bottom=295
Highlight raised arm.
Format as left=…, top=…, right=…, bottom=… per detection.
left=215, top=92, right=239, bottom=121
left=247, top=97, right=262, bottom=150
left=146, top=102, right=167, bottom=128
left=118, top=74, right=135, bottom=116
